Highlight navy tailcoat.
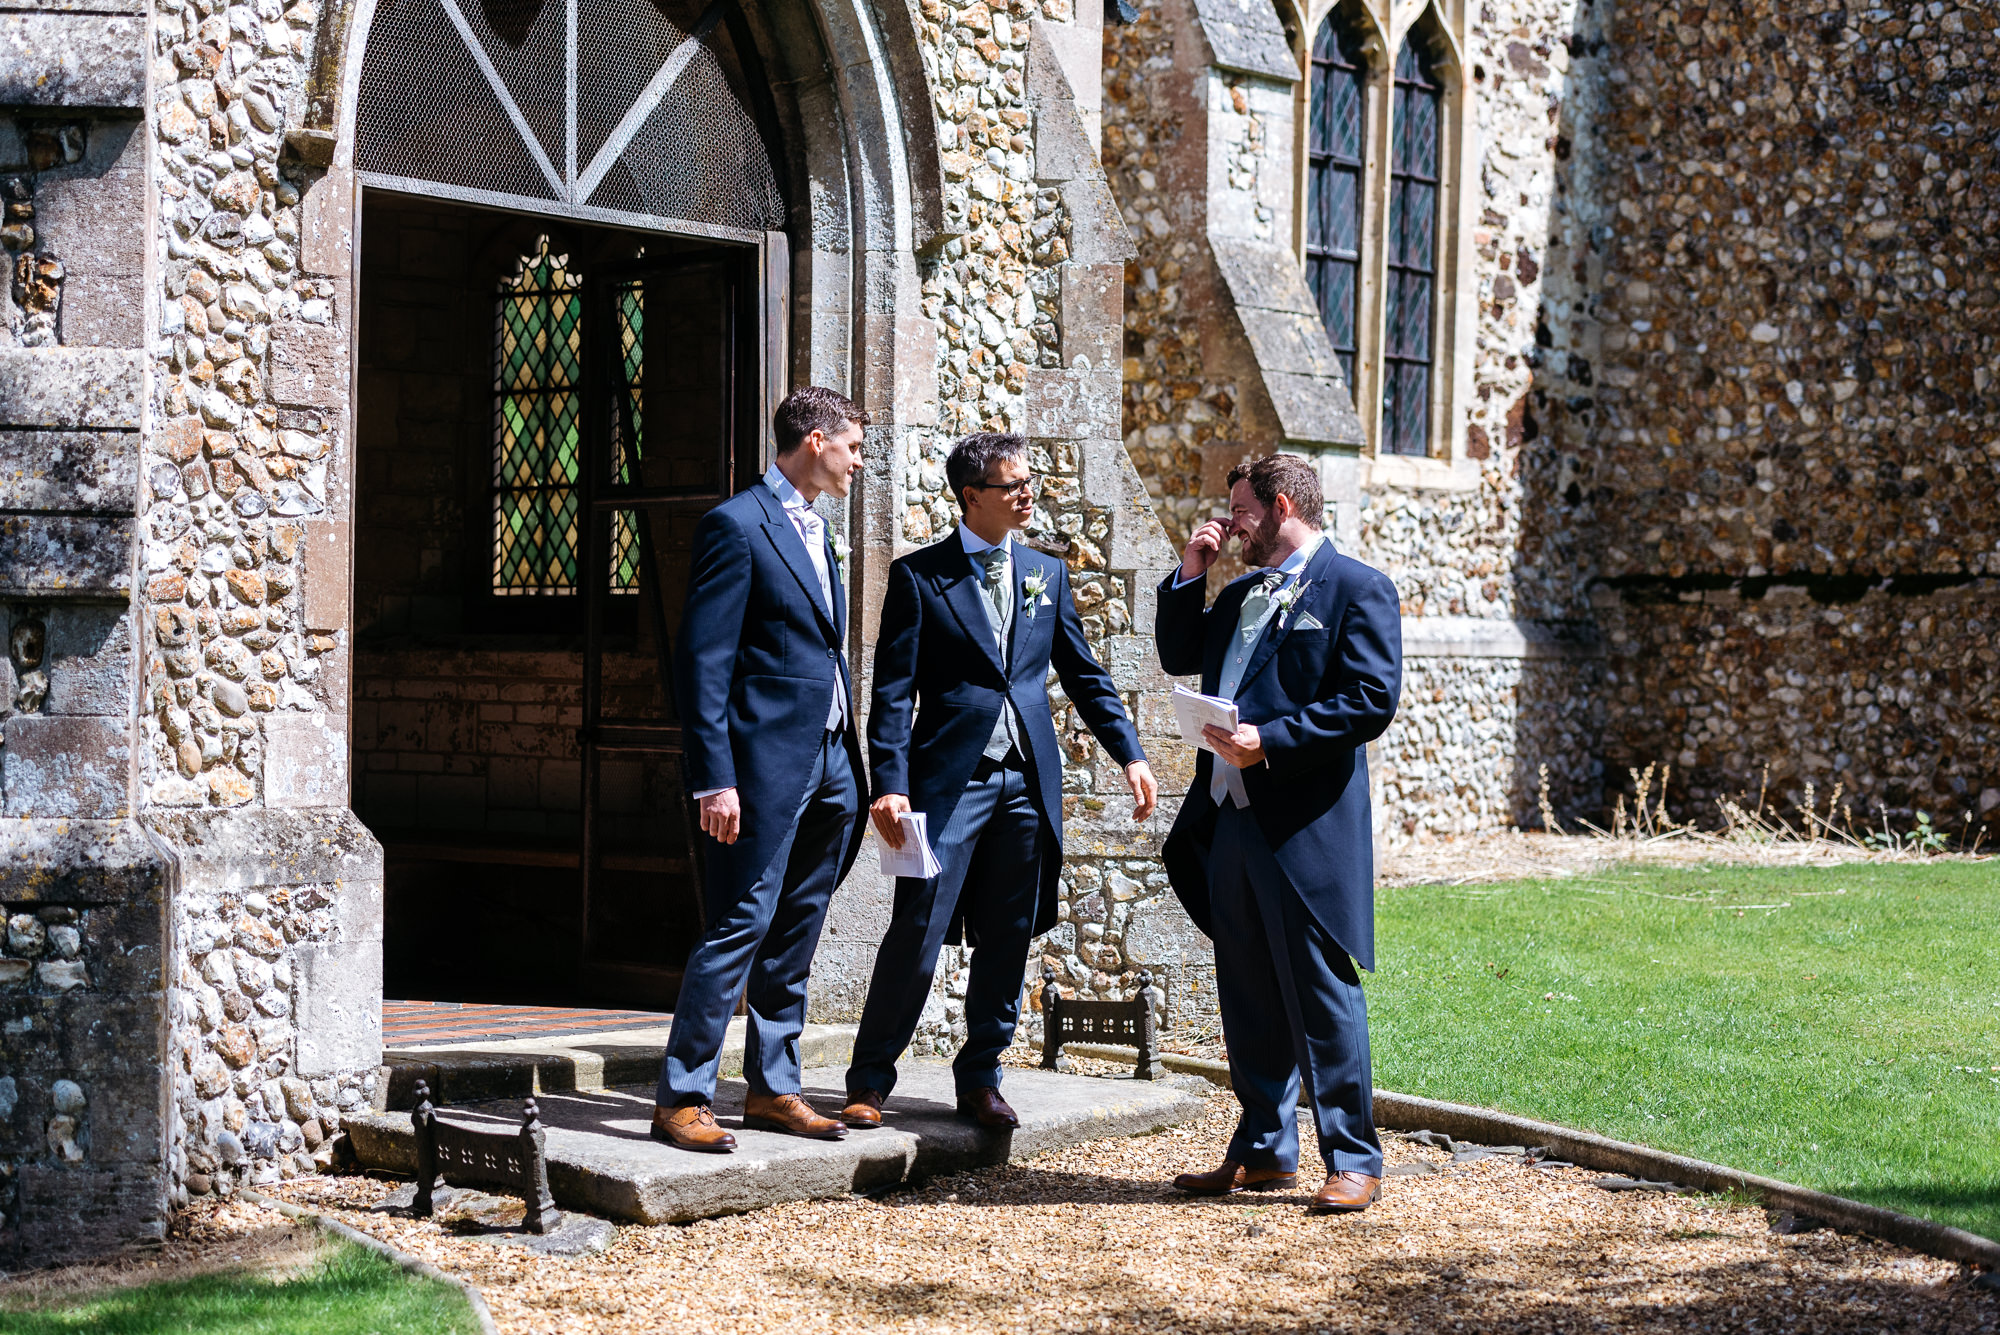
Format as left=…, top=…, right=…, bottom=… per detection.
left=868, top=536, right=1144, bottom=940
left=1154, top=540, right=1401, bottom=970
left=672, top=484, right=869, bottom=916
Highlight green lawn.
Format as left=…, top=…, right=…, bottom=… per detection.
left=1366, top=861, right=2000, bottom=1241
left=0, top=1237, right=481, bottom=1334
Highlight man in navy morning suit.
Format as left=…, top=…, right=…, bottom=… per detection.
left=653, top=386, right=872, bottom=1152
left=1155, top=453, right=1401, bottom=1212
left=842, top=433, right=1158, bottom=1129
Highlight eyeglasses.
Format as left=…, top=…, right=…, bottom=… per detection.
left=968, top=475, right=1041, bottom=499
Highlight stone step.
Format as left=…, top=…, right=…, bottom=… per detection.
left=342, top=1062, right=1205, bottom=1225
left=377, top=1019, right=856, bottom=1111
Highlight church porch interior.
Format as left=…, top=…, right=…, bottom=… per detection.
left=352, top=192, right=757, bottom=1012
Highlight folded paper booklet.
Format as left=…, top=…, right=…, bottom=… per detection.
left=1171, top=685, right=1239, bottom=753
left=879, top=810, right=943, bottom=879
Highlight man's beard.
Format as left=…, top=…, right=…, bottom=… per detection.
left=1239, top=510, right=1282, bottom=567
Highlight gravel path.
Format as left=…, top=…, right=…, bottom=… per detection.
left=260, top=1090, right=1994, bottom=1334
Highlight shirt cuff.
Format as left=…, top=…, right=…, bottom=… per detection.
left=691, top=787, right=729, bottom=800
left=1169, top=568, right=1204, bottom=590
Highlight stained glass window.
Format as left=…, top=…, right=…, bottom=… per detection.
left=490, top=237, right=641, bottom=595
left=1307, top=11, right=1367, bottom=387
left=1384, top=38, right=1442, bottom=457
left=492, top=237, right=583, bottom=593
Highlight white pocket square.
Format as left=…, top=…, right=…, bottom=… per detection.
left=1294, top=612, right=1325, bottom=631
left=1038, top=595, right=1054, bottom=607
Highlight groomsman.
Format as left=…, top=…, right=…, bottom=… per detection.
left=844, top=432, right=1157, bottom=1129
left=1154, top=454, right=1401, bottom=1212
left=654, top=386, right=872, bottom=1152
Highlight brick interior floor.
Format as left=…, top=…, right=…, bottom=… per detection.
left=383, top=1000, right=671, bottom=1047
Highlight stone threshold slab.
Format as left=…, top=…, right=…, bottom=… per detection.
left=377, top=1020, right=857, bottom=1111
left=343, top=1062, right=1205, bottom=1225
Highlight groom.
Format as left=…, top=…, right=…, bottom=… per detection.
left=1154, top=453, right=1401, bottom=1212
left=654, top=386, right=872, bottom=1152
left=844, top=432, right=1157, bottom=1129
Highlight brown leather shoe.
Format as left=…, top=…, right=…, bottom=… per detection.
left=651, top=1103, right=736, bottom=1153
left=742, top=1091, right=848, bottom=1140
left=1309, top=1170, right=1382, bottom=1213
left=841, top=1089, right=885, bottom=1128
left=1171, top=1158, right=1299, bottom=1196
left=955, top=1086, right=1019, bottom=1129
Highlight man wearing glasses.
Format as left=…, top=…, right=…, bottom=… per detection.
left=842, top=432, right=1158, bottom=1129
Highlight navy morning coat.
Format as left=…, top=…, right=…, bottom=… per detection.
left=868, top=535, right=1145, bottom=940
left=672, top=484, right=870, bottom=917
left=1154, top=539, right=1402, bottom=971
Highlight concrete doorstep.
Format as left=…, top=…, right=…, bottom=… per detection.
left=342, top=1062, right=1205, bottom=1226
left=375, top=1019, right=858, bottom=1111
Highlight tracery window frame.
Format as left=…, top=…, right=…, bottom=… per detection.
left=1290, top=0, right=1474, bottom=479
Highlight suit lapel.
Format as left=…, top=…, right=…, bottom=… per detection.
left=1004, top=545, right=1039, bottom=672
left=824, top=531, right=846, bottom=642
left=1236, top=539, right=1337, bottom=695
left=752, top=485, right=838, bottom=643
left=934, top=548, right=1006, bottom=676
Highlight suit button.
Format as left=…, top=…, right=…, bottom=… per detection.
left=827, top=648, right=837, bottom=657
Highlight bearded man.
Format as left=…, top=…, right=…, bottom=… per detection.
left=1154, top=453, right=1402, bottom=1212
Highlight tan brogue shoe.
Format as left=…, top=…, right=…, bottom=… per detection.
left=1309, top=1170, right=1381, bottom=1213
left=742, top=1091, right=848, bottom=1140
left=841, top=1089, right=885, bottom=1128
left=955, top=1086, right=1020, bottom=1129
left=1171, top=1159, right=1299, bottom=1196
left=651, top=1103, right=737, bottom=1153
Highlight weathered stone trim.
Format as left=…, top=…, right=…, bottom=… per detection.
left=0, top=12, right=146, bottom=109
left=1401, top=615, right=1601, bottom=660
left=1190, top=0, right=1295, bottom=80
left=1208, top=233, right=1364, bottom=447
left=0, top=347, right=144, bottom=429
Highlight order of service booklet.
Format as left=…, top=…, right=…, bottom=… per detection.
left=1171, top=685, right=1240, bottom=753
left=878, top=810, right=943, bottom=879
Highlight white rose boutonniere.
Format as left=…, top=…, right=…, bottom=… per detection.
left=1271, top=578, right=1311, bottom=630
left=1020, top=569, right=1050, bottom=619
left=830, top=532, right=850, bottom=583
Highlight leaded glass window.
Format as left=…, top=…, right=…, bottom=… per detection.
left=490, top=236, right=641, bottom=595
left=493, top=237, right=583, bottom=593
left=1384, top=38, right=1442, bottom=456
left=1307, top=12, right=1366, bottom=387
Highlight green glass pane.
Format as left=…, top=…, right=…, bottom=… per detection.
left=609, top=509, right=642, bottom=592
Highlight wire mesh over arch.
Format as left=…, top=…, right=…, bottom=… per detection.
left=355, top=0, right=786, bottom=234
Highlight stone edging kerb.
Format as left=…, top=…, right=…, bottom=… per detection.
left=239, top=1188, right=500, bottom=1335
left=1063, top=1045, right=2000, bottom=1272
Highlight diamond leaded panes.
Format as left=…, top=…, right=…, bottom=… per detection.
left=490, top=238, right=643, bottom=595
left=1384, top=38, right=1443, bottom=457
left=1307, top=11, right=1367, bottom=387
left=492, top=237, right=583, bottom=593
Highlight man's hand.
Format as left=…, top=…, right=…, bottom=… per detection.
left=1125, top=760, right=1158, bottom=822
left=1203, top=722, right=1266, bottom=769
left=698, top=788, right=742, bottom=845
left=1178, top=517, right=1232, bottom=583
left=871, top=793, right=913, bottom=848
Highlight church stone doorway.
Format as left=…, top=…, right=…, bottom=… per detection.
left=344, top=0, right=794, bottom=1011
left=353, top=196, right=761, bottom=1010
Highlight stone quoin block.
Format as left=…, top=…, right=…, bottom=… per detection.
left=0, top=14, right=146, bottom=108
left=268, top=323, right=349, bottom=410
left=0, top=348, right=144, bottom=429
left=0, top=514, right=135, bottom=597
left=2, top=714, right=131, bottom=818
left=0, top=430, right=137, bottom=513
left=263, top=713, right=349, bottom=808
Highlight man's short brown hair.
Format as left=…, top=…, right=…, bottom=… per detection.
left=1226, top=453, right=1324, bottom=529
left=774, top=386, right=870, bottom=454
